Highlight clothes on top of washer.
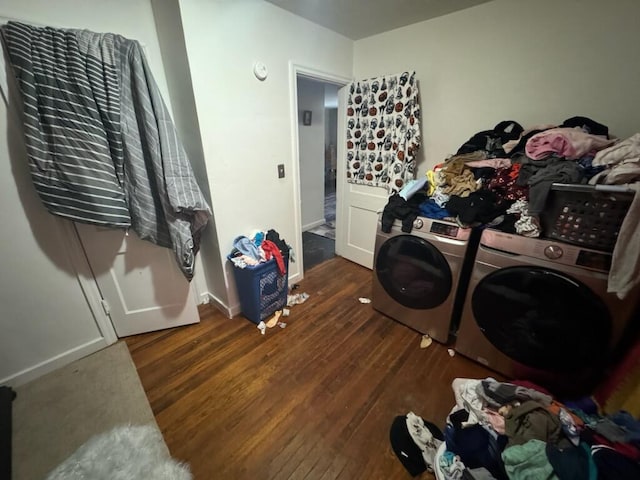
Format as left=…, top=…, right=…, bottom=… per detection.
left=399, top=177, right=428, bottom=200
left=418, top=116, right=621, bottom=232
left=419, top=198, right=452, bottom=220
left=446, top=190, right=507, bottom=227
left=396, top=118, right=640, bottom=295
left=561, top=116, right=610, bottom=138
left=525, top=128, right=616, bottom=161
left=456, top=120, right=523, bottom=157
left=381, top=192, right=429, bottom=233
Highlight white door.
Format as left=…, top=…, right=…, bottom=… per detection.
left=75, top=223, right=200, bottom=337
left=335, top=86, right=388, bottom=269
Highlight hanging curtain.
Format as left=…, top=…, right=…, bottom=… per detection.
left=0, top=21, right=211, bottom=280
left=345, top=71, right=421, bottom=193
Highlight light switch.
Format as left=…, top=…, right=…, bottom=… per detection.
left=277, top=164, right=285, bottom=178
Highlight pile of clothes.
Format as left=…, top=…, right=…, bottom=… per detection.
left=382, top=117, right=640, bottom=238
left=390, top=377, right=640, bottom=479
left=228, top=229, right=291, bottom=275
left=380, top=117, right=640, bottom=299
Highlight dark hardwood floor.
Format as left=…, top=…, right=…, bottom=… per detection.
left=126, top=257, right=498, bottom=479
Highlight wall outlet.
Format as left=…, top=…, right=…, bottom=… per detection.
left=277, top=164, right=285, bottom=178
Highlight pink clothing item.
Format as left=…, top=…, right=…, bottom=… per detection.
left=525, top=127, right=615, bottom=160
left=483, top=409, right=506, bottom=435
left=503, top=124, right=557, bottom=153
left=465, top=158, right=512, bottom=169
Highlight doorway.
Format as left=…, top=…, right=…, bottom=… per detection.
left=296, top=76, right=339, bottom=271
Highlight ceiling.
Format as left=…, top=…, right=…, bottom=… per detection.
left=264, top=0, right=492, bottom=40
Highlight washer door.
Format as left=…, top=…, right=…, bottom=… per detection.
left=472, top=266, right=611, bottom=371
left=376, top=235, right=452, bottom=309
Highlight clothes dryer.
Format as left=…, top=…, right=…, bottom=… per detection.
left=372, top=216, right=479, bottom=344
left=454, top=228, right=639, bottom=382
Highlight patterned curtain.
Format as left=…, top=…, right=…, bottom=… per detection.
left=345, top=71, right=421, bottom=193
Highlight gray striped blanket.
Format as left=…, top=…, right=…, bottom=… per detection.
left=0, top=21, right=211, bottom=280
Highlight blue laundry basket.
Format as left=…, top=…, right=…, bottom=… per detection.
left=229, top=253, right=289, bottom=324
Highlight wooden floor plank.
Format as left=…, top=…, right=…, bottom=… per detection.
left=126, top=256, right=500, bottom=479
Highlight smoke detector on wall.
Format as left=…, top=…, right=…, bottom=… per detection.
left=253, top=61, right=268, bottom=81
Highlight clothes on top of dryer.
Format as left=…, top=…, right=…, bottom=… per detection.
left=607, top=182, right=640, bottom=299
left=421, top=118, right=640, bottom=255
left=437, top=156, right=483, bottom=198
left=523, top=157, right=585, bottom=214
left=465, top=158, right=513, bottom=169
left=426, top=169, right=438, bottom=196
left=525, top=128, right=616, bottom=161
left=442, top=169, right=482, bottom=197
left=456, top=120, right=524, bottom=157
left=577, top=155, right=606, bottom=179
left=419, top=198, right=452, bottom=220
left=381, top=192, right=429, bottom=233
left=486, top=164, right=528, bottom=203
left=504, top=127, right=556, bottom=158
left=399, top=177, right=429, bottom=200
left=431, top=188, right=451, bottom=208
left=590, top=133, right=640, bottom=185
left=446, top=190, right=508, bottom=227
left=592, top=133, right=640, bottom=167
left=561, top=116, right=610, bottom=138
left=506, top=199, right=541, bottom=237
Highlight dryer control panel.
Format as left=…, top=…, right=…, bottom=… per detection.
left=482, top=229, right=612, bottom=273
left=403, top=216, right=472, bottom=241
left=429, top=221, right=460, bottom=238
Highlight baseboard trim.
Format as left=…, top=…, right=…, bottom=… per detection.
left=199, top=291, right=234, bottom=319
left=302, top=218, right=326, bottom=232
left=0, top=337, right=108, bottom=387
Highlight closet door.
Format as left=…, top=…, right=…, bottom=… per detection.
left=75, top=223, right=200, bottom=337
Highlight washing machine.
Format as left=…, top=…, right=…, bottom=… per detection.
left=372, top=216, right=479, bottom=344
left=454, top=228, right=639, bottom=384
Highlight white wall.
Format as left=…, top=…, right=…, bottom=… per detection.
left=0, top=0, right=180, bottom=384
left=297, top=77, right=326, bottom=230
left=150, top=0, right=226, bottom=308
left=177, top=0, right=353, bottom=308
left=354, top=0, right=640, bottom=172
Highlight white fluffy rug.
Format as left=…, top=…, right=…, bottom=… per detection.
left=45, top=425, right=192, bottom=480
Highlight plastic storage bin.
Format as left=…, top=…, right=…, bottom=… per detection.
left=229, top=253, right=289, bottom=324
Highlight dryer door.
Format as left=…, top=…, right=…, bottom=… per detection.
left=375, top=235, right=452, bottom=309
left=472, top=266, right=611, bottom=371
